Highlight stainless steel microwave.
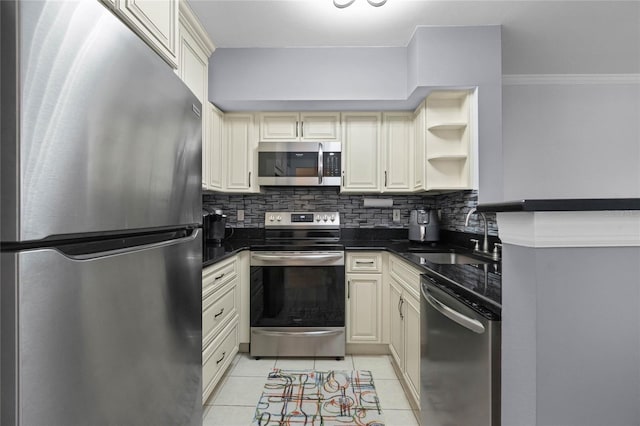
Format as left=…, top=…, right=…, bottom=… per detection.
left=257, top=142, right=341, bottom=186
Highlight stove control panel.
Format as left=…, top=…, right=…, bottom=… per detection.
left=265, top=212, right=340, bottom=228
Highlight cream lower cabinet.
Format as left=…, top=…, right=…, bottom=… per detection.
left=388, top=254, right=422, bottom=407
left=346, top=252, right=383, bottom=343
left=202, top=255, right=241, bottom=403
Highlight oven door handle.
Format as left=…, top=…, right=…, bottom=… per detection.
left=252, top=329, right=343, bottom=337
left=251, top=253, right=343, bottom=264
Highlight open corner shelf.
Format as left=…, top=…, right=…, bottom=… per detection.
left=427, top=122, right=467, bottom=132
left=427, top=154, right=468, bottom=161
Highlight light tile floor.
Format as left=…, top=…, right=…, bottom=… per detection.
left=203, top=353, right=419, bottom=426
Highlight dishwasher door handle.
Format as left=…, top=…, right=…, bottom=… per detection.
left=252, top=329, right=343, bottom=337
left=423, top=287, right=485, bottom=334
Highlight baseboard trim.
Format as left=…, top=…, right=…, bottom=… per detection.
left=346, top=343, right=390, bottom=355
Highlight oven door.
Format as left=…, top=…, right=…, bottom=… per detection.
left=257, top=142, right=341, bottom=186
left=250, top=251, right=346, bottom=357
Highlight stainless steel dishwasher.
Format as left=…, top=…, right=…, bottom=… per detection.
left=420, top=274, right=501, bottom=426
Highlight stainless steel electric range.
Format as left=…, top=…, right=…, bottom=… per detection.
left=249, top=212, right=345, bottom=358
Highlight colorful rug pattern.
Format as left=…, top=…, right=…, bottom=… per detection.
left=252, top=369, right=385, bottom=425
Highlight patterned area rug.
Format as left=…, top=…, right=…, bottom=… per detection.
left=252, top=369, right=385, bottom=425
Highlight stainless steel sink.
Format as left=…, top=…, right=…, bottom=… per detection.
left=414, top=252, right=489, bottom=265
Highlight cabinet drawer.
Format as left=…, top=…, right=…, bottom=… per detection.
left=203, top=255, right=238, bottom=298
left=203, top=280, right=238, bottom=347
left=389, top=255, right=421, bottom=297
left=203, top=320, right=239, bottom=402
left=347, top=252, right=382, bottom=273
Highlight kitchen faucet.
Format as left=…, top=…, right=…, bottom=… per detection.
left=465, top=207, right=490, bottom=256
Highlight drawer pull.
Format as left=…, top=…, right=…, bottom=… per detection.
left=215, top=273, right=225, bottom=280
left=356, top=261, right=375, bottom=264
left=216, top=352, right=226, bottom=365
left=214, top=308, right=225, bottom=318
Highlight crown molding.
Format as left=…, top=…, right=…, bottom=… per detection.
left=497, top=211, right=640, bottom=248
left=502, top=74, right=640, bottom=86
left=179, top=1, right=216, bottom=56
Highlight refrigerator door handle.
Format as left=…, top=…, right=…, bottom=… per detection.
left=62, top=229, right=200, bottom=260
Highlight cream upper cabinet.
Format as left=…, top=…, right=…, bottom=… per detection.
left=341, top=113, right=381, bottom=193
left=299, top=113, right=341, bottom=141
left=382, top=112, right=414, bottom=192
left=259, top=112, right=340, bottom=141
left=424, top=90, right=476, bottom=191
left=207, top=104, right=225, bottom=191
left=225, top=113, right=258, bottom=192
left=175, top=1, right=214, bottom=103
left=104, top=0, right=179, bottom=68
left=173, top=1, right=214, bottom=190
left=413, top=101, right=426, bottom=191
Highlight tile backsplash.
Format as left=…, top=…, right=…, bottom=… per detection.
left=203, top=188, right=498, bottom=236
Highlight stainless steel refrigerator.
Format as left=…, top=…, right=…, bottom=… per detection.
left=1, top=1, right=203, bottom=425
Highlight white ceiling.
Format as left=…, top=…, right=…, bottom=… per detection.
left=188, top=0, right=640, bottom=74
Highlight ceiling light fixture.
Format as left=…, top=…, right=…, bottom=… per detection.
left=333, top=0, right=387, bottom=8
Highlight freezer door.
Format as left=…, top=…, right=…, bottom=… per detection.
left=1, top=230, right=202, bottom=426
left=1, top=1, right=201, bottom=242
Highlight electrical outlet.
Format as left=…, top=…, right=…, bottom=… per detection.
left=237, top=210, right=245, bottom=221
left=392, top=209, right=401, bottom=222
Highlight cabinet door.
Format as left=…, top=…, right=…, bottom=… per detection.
left=259, top=113, right=300, bottom=141
left=389, top=279, right=404, bottom=368
left=404, top=293, right=421, bottom=403
left=347, top=274, right=381, bottom=343
left=208, top=105, right=224, bottom=191
left=202, top=104, right=210, bottom=189
left=225, top=114, right=256, bottom=191
left=300, top=113, right=340, bottom=141
left=118, top=0, right=179, bottom=68
left=341, top=113, right=381, bottom=193
left=177, top=24, right=208, bottom=103
left=383, top=112, right=413, bottom=192
left=413, top=101, right=426, bottom=191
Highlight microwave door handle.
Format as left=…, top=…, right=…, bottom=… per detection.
left=318, top=143, right=324, bottom=184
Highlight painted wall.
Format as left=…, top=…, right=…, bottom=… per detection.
left=208, top=26, right=503, bottom=203
left=209, top=46, right=408, bottom=111
left=502, top=81, right=640, bottom=199
left=502, top=244, right=640, bottom=426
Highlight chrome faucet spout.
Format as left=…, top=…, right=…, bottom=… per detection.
left=464, top=207, right=477, bottom=227
left=465, top=207, right=489, bottom=254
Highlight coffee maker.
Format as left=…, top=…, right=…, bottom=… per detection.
left=203, top=207, right=227, bottom=243
left=408, top=209, right=439, bottom=242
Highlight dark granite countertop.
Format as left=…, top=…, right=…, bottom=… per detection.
left=203, top=235, right=501, bottom=314
left=476, top=198, right=640, bottom=212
